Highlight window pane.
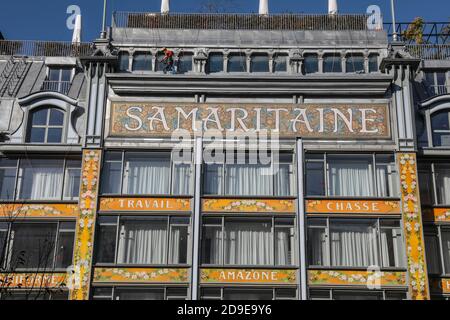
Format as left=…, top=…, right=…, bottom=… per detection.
left=101, top=152, right=122, bottom=194
left=275, top=288, right=297, bottom=300
left=177, top=53, right=193, bottom=74
left=169, top=225, right=188, bottom=264
left=346, top=55, right=365, bottom=73
left=125, top=153, right=171, bottom=195
left=55, top=222, right=75, bottom=268
left=419, top=170, right=433, bottom=206
left=432, top=111, right=450, bottom=146
left=173, top=162, right=191, bottom=195
left=223, top=288, right=273, bottom=300
left=369, top=54, right=378, bottom=73
left=275, top=157, right=293, bottom=196
left=306, top=162, right=325, bottom=196
left=275, top=224, right=293, bottom=266
left=385, top=291, right=407, bottom=300
left=155, top=52, right=165, bottom=71
left=49, top=109, right=64, bottom=126
left=201, top=288, right=221, bottom=300
left=117, top=218, right=168, bottom=264
left=48, top=68, right=61, bottom=81
left=224, top=219, right=273, bottom=265
left=64, top=161, right=81, bottom=200
left=308, top=222, right=328, bottom=266
left=324, top=54, right=342, bottom=73
left=425, top=233, right=442, bottom=274
left=304, top=54, right=318, bottom=74
left=31, top=109, right=48, bottom=125
left=201, top=225, right=222, bottom=265
left=119, top=52, right=130, bottom=71
left=167, top=287, right=188, bottom=300
left=228, top=53, right=247, bottom=72
left=19, top=159, right=64, bottom=200
left=10, top=223, right=57, bottom=269
left=92, top=287, right=113, bottom=300
left=250, top=54, right=269, bottom=72
left=0, top=223, right=8, bottom=266
left=0, top=160, right=17, bottom=200
left=435, top=165, right=450, bottom=205
left=116, top=288, right=165, bottom=300
left=376, top=154, right=398, bottom=198
left=29, top=127, right=46, bottom=143
left=60, top=69, right=72, bottom=82
left=207, top=53, right=223, bottom=74
left=96, top=218, right=117, bottom=264
left=273, top=54, right=287, bottom=72
left=329, top=155, right=374, bottom=197
left=380, top=226, right=405, bottom=268
left=333, top=291, right=383, bottom=300
left=309, top=290, right=331, bottom=300
left=132, top=53, right=152, bottom=71
left=225, top=159, right=273, bottom=196
left=47, top=128, right=63, bottom=143
left=442, top=229, right=450, bottom=274
left=330, top=220, right=378, bottom=267
left=203, top=164, right=223, bottom=195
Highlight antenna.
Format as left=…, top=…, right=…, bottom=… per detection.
left=390, top=0, right=398, bottom=41
left=100, top=0, right=108, bottom=39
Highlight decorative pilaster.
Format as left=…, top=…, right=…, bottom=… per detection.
left=70, top=149, right=102, bottom=300
left=398, top=153, right=430, bottom=300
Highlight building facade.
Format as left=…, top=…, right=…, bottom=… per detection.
left=0, top=10, right=449, bottom=300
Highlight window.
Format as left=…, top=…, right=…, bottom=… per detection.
left=323, top=54, right=342, bottom=73
left=250, top=53, right=269, bottom=73
left=118, top=52, right=130, bottom=71
left=1, top=221, right=75, bottom=270
left=420, top=163, right=450, bottom=205
left=92, top=287, right=188, bottom=300
left=0, top=157, right=81, bottom=201
left=200, top=287, right=297, bottom=300
left=369, top=54, right=379, bottom=73
left=228, top=53, right=247, bottom=72
left=155, top=52, right=166, bottom=72
left=305, top=154, right=399, bottom=198
left=206, top=53, right=223, bottom=74
left=346, top=54, right=365, bottom=73
left=27, top=107, right=65, bottom=143
left=177, top=52, right=193, bottom=74
left=42, top=67, right=72, bottom=94
left=424, top=226, right=450, bottom=275
left=434, top=164, right=450, bottom=204
left=308, top=218, right=405, bottom=268
left=201, top=217, right=295, bottom=266
left=309, top=289, right=407, bottom=300
left=203, top=152, right=294, bottom=196
left=95, top=216, right=190, bottom=265
left=431, top=110, right=450, bottom=147
left=132, top=52, right=152, bottom=71
left=418, top=166, right=433, bottom=206
left=0, top=290, right=69, bottom=300
left=273, top=54, right=288, bottom=72
left=425, top=71, right=449, bottom=96
left=304, top=54, right=319, bottom=74
left=101, top=151, right=192, bottom=196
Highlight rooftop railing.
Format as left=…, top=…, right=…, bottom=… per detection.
left=406, top=44, right=450, bottom=60
left=384, top=22, right=450, bottom=44
left=0, top=40, right=94, bottom=57
left=112, top=12, right=374, bottom=31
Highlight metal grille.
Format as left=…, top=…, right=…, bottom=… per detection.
left=0, top=40, right=93, bottom=57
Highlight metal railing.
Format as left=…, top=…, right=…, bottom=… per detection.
left=384, top=22, right=450, bottom=44
left=41, top=80, right=72, bottom=94
left=406, top=44, right=450, bottom=60
left=0, top=40, right=94, bottom=57
left=429, top=85, right=450, bottom=96
left=113, top=12, right=373, bottom=31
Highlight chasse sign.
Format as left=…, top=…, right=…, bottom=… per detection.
left=109, top=102, right=390, bottom=139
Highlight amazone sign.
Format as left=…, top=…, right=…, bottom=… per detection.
left=109, top=102, right=390, bottom=139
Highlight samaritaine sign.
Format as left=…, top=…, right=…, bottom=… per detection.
left=109, top=102, right=390, bottom=139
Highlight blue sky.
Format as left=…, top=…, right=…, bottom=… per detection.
left=0, top=0, right=449, bottom=42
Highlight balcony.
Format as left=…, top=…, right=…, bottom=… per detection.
left=428, top=84, right=450, bottom=96
left=40, top=80, right=72, bottom=95
left=112, top=12, right=373, bottom=31
left=0, top=40, right=94, bottom=57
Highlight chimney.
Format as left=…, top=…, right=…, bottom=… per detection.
left=328, top=0, right=338, bottom=15
left=161, top=0, right=170, bottom=14
left=259, top=0, right=269, bottom=15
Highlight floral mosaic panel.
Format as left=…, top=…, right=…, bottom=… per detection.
left=423, top=208, right=450, bottom=223
left=70, top=150, right=102, bottom=300
left=0, top=273, right=67, bottom=289
left=398, top=153, right=430, bottom=300
left=200, top=269, right=297, bottom=284
left=100, top=197, right=191, bottom=212
left=93, top=268, right=189, bottom=283
left=306, top=200, right=401, bottom=214
left=202, top=199, right=295, bottom=213
left=0, top=204, right=79, bottom=219
left=308, top=270, right=407, bottom=287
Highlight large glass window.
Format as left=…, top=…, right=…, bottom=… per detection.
left=42, top=67, right=72, bottom=94
left=303, top=54, right=318, bottom=74
left=307, top=218, right=405, bottom=268
left=305, top=154, right=399, bottom=198
left=0, top=157, right=81, bottom=201
left=421, top=163, right=450, bottom=205
left=309, top=289, right=407, bottom=300
left=368, top=54, right=379, bottom=73
left=206, top=53, right=223, bottom=74
left=203, top=152, right=294, bottom=197
left=228, top=53, right=247, bottom=72
left=177, top=52, right=193, bottom=74
left=92, top=287, right=188, bottom=300
left=27, top=107, right=65, bottom=143
left=95, top=216, right=190, bottom=265
left=346, top=54, right=365, bottom=73
left=200, top=287, right=297, bottom=300
left=431, top=111, right=450, bottom=147
left=323, top=54, right=342, bottom=73
left=0, top=290, right=69, bottom=300
left=201, top=217, right=295, bottom=266
left=425, top=226, right=450, bottom=275
left=1, top=221, right=75, bottom=271
left=250, top=53, right=269, bottom=73
left=118, top=52, right=130, bottom=72
left=132, top=52, right=152, bottom=71
left=101, top=151, right=192, bottom=196
left=273, top=54, right=288, bottom=72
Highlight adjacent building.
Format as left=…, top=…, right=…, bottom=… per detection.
left=0, top=6, right=449, bottom=300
